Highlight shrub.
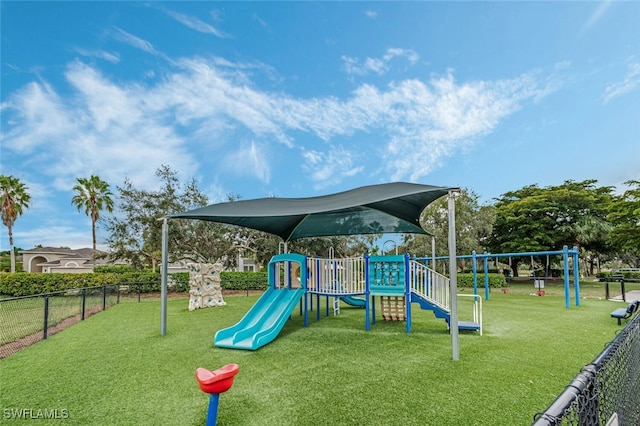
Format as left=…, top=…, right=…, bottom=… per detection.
left=165, top=271, right=268, bottom=293
left=94, top=265, right=137, bottom=273
left=169, top=272, right=190, bottom=292
left=221, top=271, right=268, bottom=291
left=457, top=273, right=507, bottom=288
left=0, top=272, right=160, bottom=297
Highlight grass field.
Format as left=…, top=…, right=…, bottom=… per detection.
left=0, top=283, right=633, bottom=425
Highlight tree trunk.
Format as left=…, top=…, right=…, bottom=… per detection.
left=510, top=259, right=521, bottom=277
left=92, top=220, right=97, bottom=269
left=8, top=225, right=15, bottom=273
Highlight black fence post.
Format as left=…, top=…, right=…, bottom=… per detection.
left=138, top=282, right=141, bottom=303
left=117, top=284, right=120, bottom=304
left=81, top=288, right=86, bottom=320
left=43, top=296, right=49, bottom=340
left=102, top=285, right=107, bottom=311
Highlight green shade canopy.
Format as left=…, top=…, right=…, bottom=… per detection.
left=170, top=182, right=455, bottom=241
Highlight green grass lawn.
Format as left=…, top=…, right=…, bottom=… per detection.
left=0, top=288, right=630, bottom=425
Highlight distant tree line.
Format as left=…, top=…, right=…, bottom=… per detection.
left=402, top=179, right=640, bottom=275
left=1, top=168, right=638, bottom=275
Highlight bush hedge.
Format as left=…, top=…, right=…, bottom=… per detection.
left=0, top=272, right=160, bottom=297
left=1, top=270, right=507, bottom=296
left=457, top=273, right=507, bottom=288
left=0, top=270, right=270, bottom=297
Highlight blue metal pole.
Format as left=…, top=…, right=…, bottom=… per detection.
left=472, top=251, right=478, bottom=296
left=573, top=246, right=580, bottom=306
left=364, top=254, right=370, bottom=331
left=563, top=246, right=570, bottom=308
left=483, top=253, right=489, bottom=301
left=206, top=393, right=220, bottom=426
left=405, top=253, right=411, bottom=333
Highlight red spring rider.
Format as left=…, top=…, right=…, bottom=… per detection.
left=195, top=363, right=240, bottom=426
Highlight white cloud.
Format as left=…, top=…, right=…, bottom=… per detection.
left=1, top=81, right=75, bottom=154
left=74, top=48, right=120, bottom=63
left=13, top=225, right=98, bottom=250
left=252, top=14, right=271, bottom=32
left=112, top=27, right=164, bottom=58
left=223, top=141, right=270, bottom=182
left=342, top=48, right=420, bottom=76
left=582, top=0, right=613, bottom=34
left=602, top=59, right=640, bottom=104
left=301, top=146, right=364, bottom=189
left=365, top=10, right=378, bottom=19
left=163, top=8, right=229, bottom=38
left=2, top=54, right=552, bottom=192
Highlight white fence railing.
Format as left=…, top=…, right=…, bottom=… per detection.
left=306, top=257, right=366, bottom=295
left=408, top=260, right=450, bottom=312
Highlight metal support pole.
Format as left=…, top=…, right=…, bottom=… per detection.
left=81, top=288, right=86, bottom=320
left=160, top=217, right=169, bottom=336
left=365, top=254, right=370, bottom=331
left=472, top=250, right=478, bottom=295
left=43, top=296, right=49, bottom=340
left=404, top=253, right=411, bottom=333
left=483, top=252, right=490, bottom=301
left=448, top=190, right=459, bottom=361
left=206, top=393, right=220, bottom=426
left=573, top=246, right=580, bottom=306
left=563, top=245, right=570, bottom=308
left=431, top=236, right=436, bottom=271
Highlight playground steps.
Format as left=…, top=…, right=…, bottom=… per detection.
left=380, top=296, right=406, bottom=321
left=410, top=293, right=450, bottom=320
left=456, top=321, right=481, bottom=332
left=411, top=293, right=481, bottom=332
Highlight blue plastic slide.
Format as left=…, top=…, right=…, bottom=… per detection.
left=214, top=287, right=305, bottom=350
left=340, top=295, right=366, bottom=308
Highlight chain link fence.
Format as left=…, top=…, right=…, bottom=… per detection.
left=0, top=284, right=128, bottom=359
left=532, top=310, right=640, bottom=425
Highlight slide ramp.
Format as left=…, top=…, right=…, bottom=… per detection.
left=340, top=295, right=366, bottom=308
left=214, top=287, right=304, bottom=350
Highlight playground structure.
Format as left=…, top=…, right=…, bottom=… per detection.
left=163, top=182, right=465, bottom=360
left=214, top=252, right=482, bottom=351
left=422, top=246, right=581, bottom=308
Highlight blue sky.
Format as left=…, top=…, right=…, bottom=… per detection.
left=1, top=1, right=639, bottom=251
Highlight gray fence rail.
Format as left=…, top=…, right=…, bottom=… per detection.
left=532, top=310, right=640, bottom=425
left=0, top=282, right=157, bottom=359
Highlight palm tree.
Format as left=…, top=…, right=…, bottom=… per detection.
left=0, top=175, right=31, bottom=272
left=71, top=175, right=114, bottom=266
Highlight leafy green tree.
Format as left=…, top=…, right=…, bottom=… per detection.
left=489, top=180, right=614, bottom=276
left=1, top=175, right=31, bottom=272
left=401, top=189, right=496, bottom=270
left=106, top=165, right=237, bottom=270
left=0, top=248, right=23, bottom=272
left=608, top=180, right=640, bottom=268
left=72, top=175, right=114, bottom=265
